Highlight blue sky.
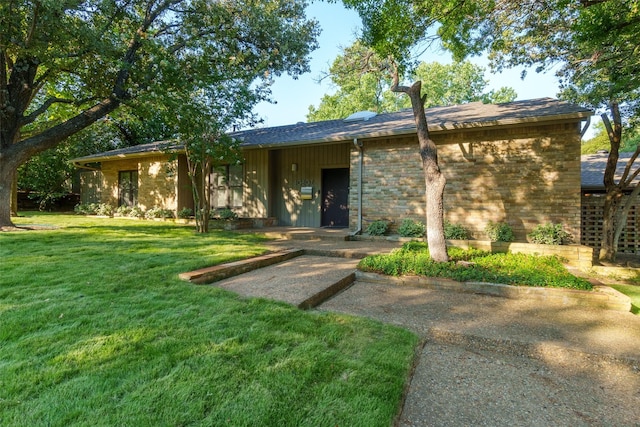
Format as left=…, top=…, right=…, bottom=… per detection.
left=253, top=2, right=572, bottom=130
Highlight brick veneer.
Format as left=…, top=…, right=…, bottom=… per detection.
left=350, top=122, right=582, bottom=241
left=100, top=155, right=178, bottom=211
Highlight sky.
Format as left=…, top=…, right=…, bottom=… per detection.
left=252, top=2, right=582, bottom=132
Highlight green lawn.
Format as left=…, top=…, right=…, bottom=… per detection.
left=610, top=284, right=640, bottom=314
left=1, top=213, right=418, bottom=426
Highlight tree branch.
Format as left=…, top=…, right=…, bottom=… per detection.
left=19, top=96, right=98, bottom=126
left=8, top=96, right=121, bottom=165
left=619, top=145, right=640, bottom=187
left=602, top=103, right=622, bottom=188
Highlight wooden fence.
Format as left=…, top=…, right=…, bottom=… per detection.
left=581, top=193, right=640, bottom=254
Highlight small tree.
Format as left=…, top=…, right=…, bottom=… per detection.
left=181, top=133, right=241, bottom=234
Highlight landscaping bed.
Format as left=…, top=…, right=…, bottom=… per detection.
left=358, top=241, right=593, bottom=290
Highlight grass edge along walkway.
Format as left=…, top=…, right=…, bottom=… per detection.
left=1, top=213, right=418, bottom=426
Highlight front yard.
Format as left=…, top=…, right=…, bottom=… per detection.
left=0, top=213, right=417, bottom=426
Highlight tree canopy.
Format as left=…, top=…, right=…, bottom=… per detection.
left=0, top=0, right=320, bottom=227
left=307, top=41, right=516, bottom=121
left=343, top=0, right=640, bottom=261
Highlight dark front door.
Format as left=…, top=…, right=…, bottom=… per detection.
left=321, top=168, right=349, bottom=227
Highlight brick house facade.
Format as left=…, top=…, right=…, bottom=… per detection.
left=73, top=98, right=591, bottom=241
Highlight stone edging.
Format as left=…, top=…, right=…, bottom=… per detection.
left=179, top=249, right=304, bottom=284
left=356, top=271, right=632, bottom=312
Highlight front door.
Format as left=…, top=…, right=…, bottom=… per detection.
left=321, top=168, right=349, bottom=227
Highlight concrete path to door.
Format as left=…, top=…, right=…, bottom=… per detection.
left=182, top=230, right=640, bottom=426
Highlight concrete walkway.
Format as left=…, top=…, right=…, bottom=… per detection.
left=190, top=232, right=640, bottom=426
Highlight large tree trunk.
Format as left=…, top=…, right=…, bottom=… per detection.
left=0, top=168, right=15, bottom=228
left=600, top=188, right=623, bottom=261
left=392, top=77, right=448, bottom=262
left=11, top=171, right=18, bottom=217
left=599, top=103, right=623, bottom=262
left=0, top=149, right=20, bottom=227
left=613, top=181, right=640, bottom=253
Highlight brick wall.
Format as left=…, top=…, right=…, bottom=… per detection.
left=100, top=155, right=178, bottom=211
left=350, top=122, right=582, bottom=241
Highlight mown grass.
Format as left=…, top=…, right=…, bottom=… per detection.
left=610, top=284, right=640, bottom=314
left=358, top=241, right=593, bottom=290
left=1, top=213, right=418, bottom=426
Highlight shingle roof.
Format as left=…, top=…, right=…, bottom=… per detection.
left=233, top=98, right=592, bottom=148
left=581, top=152, right=640, bottom=190
left=72, top=140, right=182, bottom=164
left=72, top=98, right=591, bottom=164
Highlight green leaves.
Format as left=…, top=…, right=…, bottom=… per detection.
left=307, top=40, right=517, bottom=121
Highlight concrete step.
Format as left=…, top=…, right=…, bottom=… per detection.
left=209, top=255, right=359, bottom=309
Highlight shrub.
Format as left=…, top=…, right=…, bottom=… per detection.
left=74, top=203, right=98, bottom=215
left=177, top=207, right=194, bottom=219
left=145, top=206, right=175, bottom=219
left=528, top=223, right=573, bottom=245
left=485, top=221, right=515, bottom=242
left=357, top=241, right=591, bottom=290
left=366, top=220, right=389, bottom=236
left=127, top=206, right=146, bottom=218
left=95, top=203, right=114, bottom=217
left=444, top=220, right=470, bottom=240
left=398, top=219, right=425, bottom=238
left=218, top=208, right=238, bottom=220
left=115, top=205, right=132, bottom=217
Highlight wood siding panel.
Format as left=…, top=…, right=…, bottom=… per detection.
left=270, top=143, right=350, bottom=227
left=243, top=149, right=269, bottom=218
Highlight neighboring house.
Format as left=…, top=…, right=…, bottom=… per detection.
left=581, top=152, right=640, bottom=253
left=72, top=97, right=591, bottom=241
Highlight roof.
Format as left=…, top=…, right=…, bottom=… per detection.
left=233, top=98, right=591, bottom=148
left=72, top=140, right=182, bottom=165
left=582, top=152, right=640, bottom=190
left=72, top=98, right=591, bottom=164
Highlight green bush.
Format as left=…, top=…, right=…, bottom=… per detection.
left=95, top=203, right=114, bottom=217
left=177, top=207, right=194, bottom=219
left=218, top=208, right=238, bottom=220
left=115, top=205, right=132, bottom=217
left=444, top=220, right=469, bottom=240
left=366, top=220, right=389, bottom=236
left=528, top=223, right=573, bottom=245
left=74, top=203, right=98, bottom=215
left=74, top=203, right=113, bottom=216
left=145, top=206, right=175, bottom=219
left=127, top=206, right=146, bottom=218
left=357, top=241, right=591, bottom=290
left=485, top=221, right=515, bottom=242
left=398, top=219, right=425, bottom=237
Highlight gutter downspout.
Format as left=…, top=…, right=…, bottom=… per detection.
left=351, top=138, right=363, bottom=236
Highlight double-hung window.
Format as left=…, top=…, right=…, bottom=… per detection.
left=118, top=170, right=138, bottom=207
left=211, top=164, right=243, bottom=209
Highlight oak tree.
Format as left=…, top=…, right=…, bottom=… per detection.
left=0, top=0, right=319, bottom=228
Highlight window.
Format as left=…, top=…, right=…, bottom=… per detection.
left=118, top=170, right=138, bottom=207
left=211, top=164, right=243, bottom=209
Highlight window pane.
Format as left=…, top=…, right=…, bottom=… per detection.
left=231, top=186, right=243, bottom=207
left=216, top=188, right=227, bottom=208
left=229, top=164, right=243, bottom=186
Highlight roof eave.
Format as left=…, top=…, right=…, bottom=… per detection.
left=241, top=111, right=592, bottom=149
left=71, top=147, right=185, bottom=169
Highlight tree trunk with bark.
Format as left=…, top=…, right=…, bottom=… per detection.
left=391, top=76, right=448, bottom=262
left=598, top=102, right=640, bottom=262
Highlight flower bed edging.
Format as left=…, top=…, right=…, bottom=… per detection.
left=355, top=271, right=631, bottom=312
